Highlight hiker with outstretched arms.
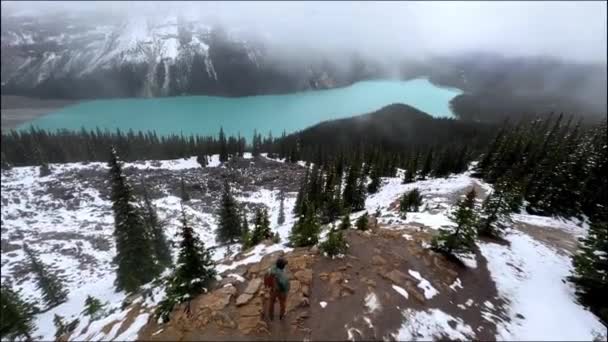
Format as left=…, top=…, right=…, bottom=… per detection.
left=264, top=257, right=290, bottom=321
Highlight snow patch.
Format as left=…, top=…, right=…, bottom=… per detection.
left=393, top=308, right=474, bottom=341
left=392, top=285, right=409, bottom=299
left=319, top=301, right=327, bottom=309
left=408, top=270, right=439, bottom=299
left=480, top=231, right=604, bottom=340
left=364, top=292, right=381, bottom=313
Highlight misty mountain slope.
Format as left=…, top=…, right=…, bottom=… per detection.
left=1, top=156, right=605, bottom=341
left=1, top=13, right=361, bottom=99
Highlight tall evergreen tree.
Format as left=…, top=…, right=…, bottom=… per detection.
left=23, top=244, right=67, bottom=308
left=420, top=148, right=433, bottom=180
left=277, top=191, right=286, bottom=225
left=320, top=227, right=348, bottom=258
left=0, top=284, right=34, bottom=341
left=342, top=162, right=360, bottom=211
left=35, top=145, right=51, bottom=177
left=1, top=151, right=12, bottom=170
left=432, top=189, right=478, bottom=256
left=356, top=212, right=369, bottom=231
left=338, top=213, right=352, bottom=230
left=403, top=152, right=418, bottom=184
left=250, top=208, right=272, bottom=246
left=289, top=201, right=320, bottom=247
left=240, top=211, right=251, bottom=248
left=196, top=154, right=208, bottom=167
left=367, top=166, right=381, bottom=194
left=293, top=166, right=309, bottom=216
left=478, top=182, right=514, bottom=238
left=141, top=180, right=172, bottom=269
left=216, top=180, right=241, bottom=244
left=109, top=148, right=160, bottom=292
left=156, top=203, right=216, bottom=323
left=180, top=178, right=190, bottom=202
left=568, top=213, right=608, bottom=323
left=219, top=127, right=228, bottom=163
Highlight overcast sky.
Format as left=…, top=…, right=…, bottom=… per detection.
left=3, top=1, right=607, bottom=63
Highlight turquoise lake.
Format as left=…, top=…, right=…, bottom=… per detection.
left=19, top=79, right=461, bottom=141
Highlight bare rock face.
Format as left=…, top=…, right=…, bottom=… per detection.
left=193, top=284, right=237, bottom=312
left=294, top=269, right=312, bottom=286
left=379, top=269, right=409, bottom=286
left=372, top=255, right=387, bottom=266
left=248, top=251, right=284, bottom=275
left=236, top=278, right=262, bottom=306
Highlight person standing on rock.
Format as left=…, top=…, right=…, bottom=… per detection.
left=264, top=257, right=290, bottom=321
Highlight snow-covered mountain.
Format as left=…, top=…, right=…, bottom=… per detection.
left=1, top=12, right=372, bottom=99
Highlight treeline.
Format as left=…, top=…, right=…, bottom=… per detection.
left=475, top=114, right=607, bottom=220
left=1, top=127, right=247, bottom=167
left=2, top=104, right=496, bottom=177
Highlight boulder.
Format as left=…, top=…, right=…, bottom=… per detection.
left=237, top=316, right=267, bottom=335
left=341, top=284, right=356, bottom=296
left=372, top=255, right=387, bottom=266
left=295, top=269, right=312, bottom=285
left=249, top=251, right=284, bottom=274
left=380, top=269, right=410, bottom=287
left=243, top=278, right=262, bottom=295
left=239, top=301, right=263, bottom=317
left=236, top=293, right=254, bottom=306
left=211, top=311, right=236, bottom=329
left=194, top=285, right=236, bottom=312
left=302, top=285, right=310, bottom=297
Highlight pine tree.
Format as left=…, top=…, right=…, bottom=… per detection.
left=1, top=151, right=11, bottom=170
left=432, top=189, right=478, bottom=256
left=35, top=145, right=51, bottom=177
left=240, top=212, right=251, bottom=248
left=420, top=148, right=433, bottom=180
left=568, top=214, right=608, bottom=323
left=109, top=148, right=160, bottom=292
left=293, top=167, right=309, bottom=216
left=338, top=213, right=351, bottom=230
left=478, top=182, right=513, bottom=238
left=157, top=204, right=216, bottom=323
left=23, top=244, right=68, bottom=308
left=196, top=154, right=208, bottom=167
left=289, top=201, right=320, bottom=247
left=216, top=180, right=241, bottom=244
left=250, top=208, right=272, bottom=246
left=219, top=127, right=228, bottom=163
left=403, top=152, right=418, bottom=184
left=82, top=295, right=106, bottom=321
left=180, top=178, right=190, bottom=202
left=367, top=166, right=381, bottom=194
left=343, top=162, right=360, bottom=211
left=354, top=170, right=368, bottom=211
left=141, top=180, right=172, bottom=269
left=0, top=284, right=34, bottom=341
left=356, top=212, right=369, bottom=231
left=277, top=191, right=286, bottom=225
left=407, top=188, right=423, bottom=212
left=320, top=228, right=348, bottom=257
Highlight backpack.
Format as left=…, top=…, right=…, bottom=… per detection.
left=264, top=268, right=276, bottom=289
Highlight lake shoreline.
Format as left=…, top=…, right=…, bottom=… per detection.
left=9, top=79, right=463, bottom=140
left=1, top=95, right=79, bottom=131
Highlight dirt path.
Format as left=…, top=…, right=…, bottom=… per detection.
left=308, top=226, right=504, bottom=341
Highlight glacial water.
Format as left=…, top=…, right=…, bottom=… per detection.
left=19, top=78, right=461, bottom=140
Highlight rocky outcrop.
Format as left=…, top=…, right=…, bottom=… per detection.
left=142, top=245, right=316, bottom=339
